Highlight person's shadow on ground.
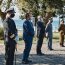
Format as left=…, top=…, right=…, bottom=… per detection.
left=0, top=53, right=65, bottom=65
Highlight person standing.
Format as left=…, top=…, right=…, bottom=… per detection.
left=45, top=18, right=53, bottom=50
left=58, top=20, right=65, bottom=47
left=36, top=15, right=45, bottom=55
left=22, top=13, right=34, bottom=64
left=3, top=8, right=17, bottom=65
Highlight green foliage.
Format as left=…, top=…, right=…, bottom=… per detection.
left=18, top=0, right=64, bottom=14
left=0, top=28, right=4, bottom=40
left=17, top=0, right=65, bottom=24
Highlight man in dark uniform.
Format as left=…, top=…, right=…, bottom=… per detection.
left=36, top=15, right=45, bottom=55
left=3, top=8, right=17, bottom=65
left=58, top=20, right=65, bottom=47
left=45, top=18, right=53, bottom=50
left=22, top=13, right=34, bottom=64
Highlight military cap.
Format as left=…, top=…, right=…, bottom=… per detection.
left=5, top=8, right=16, bottom=13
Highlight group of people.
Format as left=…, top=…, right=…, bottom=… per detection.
left=37, top=16, right=53, bottom=55
left=21, top=13, right=54, bottom=64
left=3, top=8, right=65, bottom=65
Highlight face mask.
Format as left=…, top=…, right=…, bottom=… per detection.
left=10, top=14, right=15, bottom=18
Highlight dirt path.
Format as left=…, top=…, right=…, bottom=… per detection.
left=0, top=43, right=65, bottom=65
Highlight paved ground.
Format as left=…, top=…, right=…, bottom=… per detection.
left=0, top=42, right=65, bottom=65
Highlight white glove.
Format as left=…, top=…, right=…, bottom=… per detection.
left=45, top=33, right=48, bottom=38
left=10, top=34, right=15, bottom=39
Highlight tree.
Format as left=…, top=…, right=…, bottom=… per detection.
left=17, top=0, right=44, bottom=25
left=0, top=0, right=12, bottom=20
left=0, top=0, right=64, bottom=23
left=17, top=0, right=64, bottom=24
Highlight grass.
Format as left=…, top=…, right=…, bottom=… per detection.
left=0, top=32, right=65, bottom=44
left=53, top=32, right=59, bottom=39
left=0, top=40, right=4, bottom=44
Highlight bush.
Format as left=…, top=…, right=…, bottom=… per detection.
left=0, top=28, right=4, bottom=40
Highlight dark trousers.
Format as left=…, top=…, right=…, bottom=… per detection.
left=60, top=33, right=64, bottom=46
left=48, top=36, right=52, bottom=49
left=37, top=35, right=44, bottom=54
left=5, top=40, right=16, bottom=65
left=22, top=38, right=33, bottom=61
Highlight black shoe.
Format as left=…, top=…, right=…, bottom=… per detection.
left=60, top=45, right=63, bottom=47
left=49, top=48, right=53, bottom=51
left=37, top=53, right=44, bottom=56
left=62, top=45, right=65, bottom=47
left=60, top=45, right=65, bottom=47
left=22, top=60, right=32, bottom=64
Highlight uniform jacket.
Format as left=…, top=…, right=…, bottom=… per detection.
left=3, top=18, right=17, bottom=43
left=37, top=21, right=45, bottom=38
left=45, top=22, right=52, bottom=37
left=23, top=20, right=34, bottom=41
left=58, top=24, right=65, bottom=35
